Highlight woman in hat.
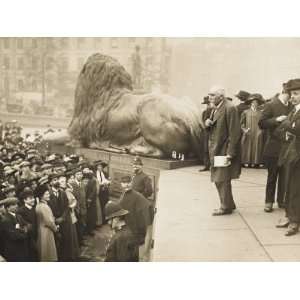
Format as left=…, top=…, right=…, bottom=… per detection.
left=35, top=184, right=58, bottom=262
left=240, top=93, right=265, bottom=167
left=58, top=173, right=80, bottom=261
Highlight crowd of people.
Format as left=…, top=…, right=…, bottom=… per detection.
left=202, top=78, right=300, bottom=237
left=200, top=90, right=269, bottom=171
left=0, top=121, right=154, bottom=262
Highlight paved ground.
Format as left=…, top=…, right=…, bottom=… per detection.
left=152, top=166, right=300, bottom=262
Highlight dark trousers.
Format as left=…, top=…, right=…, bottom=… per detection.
left=202, top=131, right=211, bottom=168
left=215, top=180, right=236, bottom=210
left=265, top=157, right=286, bottom=204
left=76, top=216, right=85, bottom=245
left=286, top=160, right=300, bottom=223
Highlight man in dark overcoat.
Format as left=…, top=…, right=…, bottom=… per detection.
left=104, top=201, right=139, bottom=262
left=1, top=197, right=29, bottom=261
left=71, top=168, right=87, bottom=245
left=276, top=79, right=300, bottom=236
left=16, top=188, right=38, bottom=261
left=199, top=96, right=213, bottom=172
left=48, top=173, right=69, bottom=261
left=258, top=86, right=292, bottom=212
left=131, top=156, right=153, bottom=199
left=119, top=176, right=151, bottom=248
left=205, top=86, right=242, bottom=216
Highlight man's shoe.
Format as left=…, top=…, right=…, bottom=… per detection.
left=212, top=208, right=233, bottom=216
left=264, top=203, right=273, bottom=213
left=278, top=202, right=285, bottom=209
left=276, top=217, right=289, bottom=228
left=199, top=167, right=209, bottom=172
left=285, top=223, right=299, bottom=236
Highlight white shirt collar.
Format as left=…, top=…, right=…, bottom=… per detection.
left=9, top=212, right=16, bottom=217
left=25, top=203, right=33, bottom=210
left=295, top=103, right=300, bottom=113
left=278, top=96, right=289, bottom=106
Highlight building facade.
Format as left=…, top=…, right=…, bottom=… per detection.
left=0, top=37, right=171, bottom=114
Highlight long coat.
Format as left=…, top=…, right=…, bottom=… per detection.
left=85, top=176, right=98, bottom=232
left=1, top=212, right=28, bottom=262
left=208, top=99, right=242, bottom=182
left=258, top=96, right=293, bottom=159
left=16, top=205, right=38, bottom=261
left=36, top=202, right=57, bottom=262
left=105, top=226, right=139, bottom=262
left=71, top=180, right=87, bottom=224
left=278, top=109, right=300, bottom=223
left=119, top=189, right=151, bottom=245
left=240, top=108, right=264, bottom=164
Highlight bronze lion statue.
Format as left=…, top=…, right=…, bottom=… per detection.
left=66, top=53, right=203, bottom=158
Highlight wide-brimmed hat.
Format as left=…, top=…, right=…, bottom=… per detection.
left=247, top=93, right=265, bottom=105
left=105, top=201, right=129, bottom=220
left=3, top=184, right=16, bottom=194
left=3, top=166, right=17, bottom=177
left=0, top=197, right=19, bottom=207
left=94, top=160, right=108, bottom=168
left=235, top=90, right=250, bottom=102
left=19, top=161, right=31, bottom=168
left=40, top=163, right=52, bottom=171
left=285, top=79, right=300, bottom=92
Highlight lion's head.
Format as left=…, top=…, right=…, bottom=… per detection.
left=68, top=53, right=134, bottom=145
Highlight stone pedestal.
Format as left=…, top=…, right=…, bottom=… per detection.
left=74, top=148, right=199, bottom=200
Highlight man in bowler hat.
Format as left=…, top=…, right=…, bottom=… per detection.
left=276, top=79, right=300, bottom=235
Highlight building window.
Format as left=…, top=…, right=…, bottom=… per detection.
left=32, top=80, right=38, bottom=91
left=17, top=57, right=24, bottom=69
left=77, top=37, right=85, bottom=49
left=32, top=38, right=38, bottom=48
left=3, top=39, right=10, bottom=49
left=18, top=79, right=24, bottom=91
left=32, top=57, right=38, bottom=70
left=3, top=57, right=10, bottom=69
left=111, top=38, right=118, bottom=49
left=17, top=38, right=23, bottom=49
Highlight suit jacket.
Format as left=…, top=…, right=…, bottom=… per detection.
left=278, top=108, right=300, bottom=165
left=258, top=96, right=293, bottom=158
left=132, top=171, right=153, bottom=199
left=1, top=212, right=28, bottom=261
left=48, top=188, right=69, bottom=224
left=208, top=99, right=242, bottom=182
left=71, top=181, right=87, bottom=220
left=16, top=205, right=38, bottom=261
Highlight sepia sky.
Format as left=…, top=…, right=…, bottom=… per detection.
left=168, top=38, right=300, bottom=104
